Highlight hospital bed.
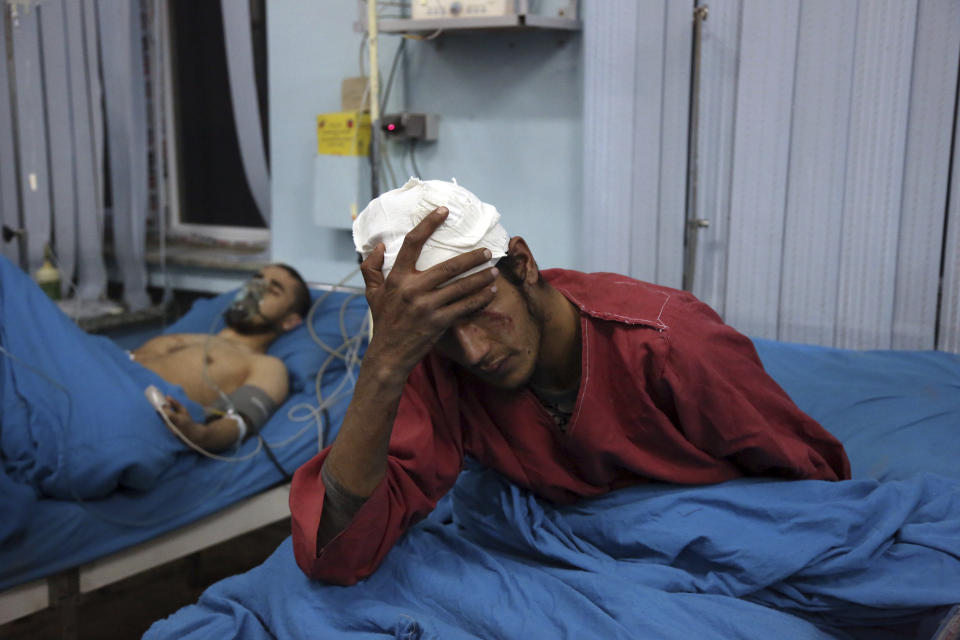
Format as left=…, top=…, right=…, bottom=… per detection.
left=143, top=338, right=960, bottom=639
left=0, top=255, right=368, bottom=629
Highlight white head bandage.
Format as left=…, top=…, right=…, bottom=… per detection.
left=353, top=178, right=509, bottom=282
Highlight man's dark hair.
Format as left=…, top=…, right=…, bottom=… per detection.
left=274, top=263, right=311, bottom=319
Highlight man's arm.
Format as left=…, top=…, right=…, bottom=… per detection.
left=245, top=355, right=289, bottom=407
left=322, top=208, right=497, bottom=499
left=291, top=208, right=498, bottom=584
left=658, top=299, right=850, bottom=481
left=161, top=357, right=289, bottom=453
left=161, top=397, right=245, bottom=452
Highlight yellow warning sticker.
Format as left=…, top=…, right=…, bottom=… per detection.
left=316, top=111, right=371, bottom=156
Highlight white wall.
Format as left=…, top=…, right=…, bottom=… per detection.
left=267, top=1, right=583, bottom=287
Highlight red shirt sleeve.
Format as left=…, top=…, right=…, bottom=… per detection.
left=658, top=300, right=851, bottom=481
left=290, top=359, right=465, bottom=585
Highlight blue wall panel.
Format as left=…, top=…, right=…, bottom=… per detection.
left=268, top=1, right=582, bottom=286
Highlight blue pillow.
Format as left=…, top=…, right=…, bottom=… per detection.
left=163, top=288, right=369, bottom=394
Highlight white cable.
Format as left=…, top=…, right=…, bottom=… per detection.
left=277, top=267, right=369, bottom=451
left=281, top=311, right=368, bottom=450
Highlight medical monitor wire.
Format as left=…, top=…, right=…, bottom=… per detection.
left=279, top=267, right=369, bottom=452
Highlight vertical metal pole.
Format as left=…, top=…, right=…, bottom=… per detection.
left=151, top=0, right=171, bottom=305
left=683, top=4, right=709, bottom=292
left=1, top=2, right=26, bottom=266
left=368, top=0, right=381, bottom=198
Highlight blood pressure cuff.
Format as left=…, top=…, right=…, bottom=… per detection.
left=212, top=385, right=278, bottom=434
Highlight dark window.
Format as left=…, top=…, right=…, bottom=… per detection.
left=168, top=0, right=268, bottom=228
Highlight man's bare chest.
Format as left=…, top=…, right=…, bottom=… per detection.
left=132, top=334, right=254, bottom=403
left=134, top=333, right=253, bottom=359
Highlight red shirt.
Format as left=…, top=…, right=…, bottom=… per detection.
left=291, top=270, right=850, bottom=585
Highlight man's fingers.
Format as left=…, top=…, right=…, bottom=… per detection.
left=426, top=265, right=498, bottom=308
left=435, top=283, right=498, bottom=327
left=419, top=247, right=495, bottom=290
left=393, top=207, right=448, bottom=272
left=360, top=243, right=386, bottom=290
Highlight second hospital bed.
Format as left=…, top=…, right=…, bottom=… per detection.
left=0, top=255, right=368, bottom=626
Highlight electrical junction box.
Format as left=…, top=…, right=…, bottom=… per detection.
left=316, top=111, right=371, bottom=156
left=412, top=0, right=513, bottom=19
left=381, top=113, right=438, bottom=141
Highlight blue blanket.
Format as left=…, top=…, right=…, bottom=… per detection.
left=753, top=338, right=960, bottom=481
left=144, top=340, right=960, bottom=639
left=0, top=255, right=195, bottom=500
left=145, top=468, right=960, bottom=639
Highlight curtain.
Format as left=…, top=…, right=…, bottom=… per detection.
left=221, top=0, right=271, bottom=224
left=98, top=0, right=151, bottom=311
left=10, top=3, right=51, bottom=277
left=40, top=1, right=77, bottom=298
left=69, top=0, right=109, bottom=301
left=1, top=0, right=153, bottom=310
left=0, top=8, right=21, bottom=267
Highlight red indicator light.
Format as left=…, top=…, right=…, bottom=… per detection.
left=387, top=123, right=396, bottom=131
left=347, top=119, right=354, bottom=128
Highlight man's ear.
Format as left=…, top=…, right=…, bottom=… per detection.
left=280, top=313, right=304, bottom=333
left=506, top=236, right=540, bottom=286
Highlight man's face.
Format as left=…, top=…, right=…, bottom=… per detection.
left=433, top=275, right=542, bottom=389
left=225, top=265, right=302, bottom=335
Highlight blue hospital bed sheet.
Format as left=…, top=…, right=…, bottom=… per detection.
left=145, top=468, right=960, bottom=639
left=145, top=339, right=960, bottom=639
left=0, top=256, right=368, bottom=589
left=752, top=338, right=960, bottom=481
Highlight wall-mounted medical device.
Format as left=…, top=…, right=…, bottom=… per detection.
left=410, top=0, right=576, bottom=20
left=412, top=1, right=512, bottom=19
left=381, top=113, right=438, bottom=141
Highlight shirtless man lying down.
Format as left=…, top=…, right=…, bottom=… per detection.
left=134, top=264, right=310, bottom=452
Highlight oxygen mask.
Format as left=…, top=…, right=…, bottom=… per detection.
left=224, top=278, right=268, bottom=328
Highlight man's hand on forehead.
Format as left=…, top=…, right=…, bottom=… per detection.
left=360, top=206, right=499, bottom=374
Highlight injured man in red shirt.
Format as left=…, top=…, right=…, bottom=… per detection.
left=290, top=178, right=850, bottom=586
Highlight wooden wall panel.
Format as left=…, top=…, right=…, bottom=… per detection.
left=778, top=0, right=858, bottom=346
left=940, top=108, right=960, bottom=353
left=834, top=1, right=918, bottom=349
left=892, top=0, right=960, bottom=349
left=627, top=0, right=667, bottom=281
left=723, top=0, right=800, bottom=339
left=652, top=2, right=691, bottom=289
left=583, top=0, right=642, bottom=277
left=691, top=0, right=741, bottom=316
